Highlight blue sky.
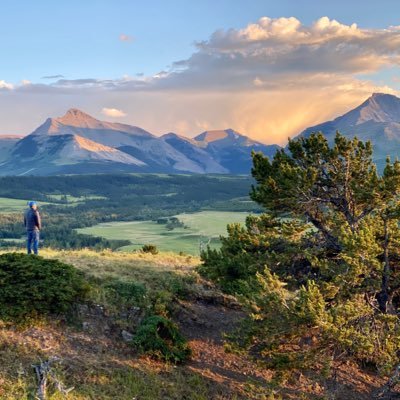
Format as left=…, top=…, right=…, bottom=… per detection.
left=1, top=1, right=400, bottom=142
left=2, top=0, right=399, bottom=82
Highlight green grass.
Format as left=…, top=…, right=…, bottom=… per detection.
left=0, top=238, right=24, bottom=243
left=77, top=211, right=249, bottom=255
left=0, top=197, right=50, bottom=213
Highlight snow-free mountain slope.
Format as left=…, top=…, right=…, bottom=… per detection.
left=0, top=135, right=23, bottom=162
left=194, top=129, right=280, bottom=174
left=297, top=93, right=400, bottom=169
left=161, top=132, right=228, bottom=173
left=32, top=109, right=154, bottom=138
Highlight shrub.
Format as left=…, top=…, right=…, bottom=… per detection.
left=133, top=315, right=191, bottom=363
left=199, top=214, right=307, bottom=295
left=141, top=244, right=158, bottom=254
left=0, top=253, right=88, bottom=320
left=104, top=279, right=147, bottom=308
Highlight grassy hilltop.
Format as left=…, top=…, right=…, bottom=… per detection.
left=0, top=249, right=259, bottom=400
left=0, top=248, right=391, bottom=400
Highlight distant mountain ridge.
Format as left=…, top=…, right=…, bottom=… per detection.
left=297, top=93, right=400, bottom=169
left=0, top=110, right=277, bottom=176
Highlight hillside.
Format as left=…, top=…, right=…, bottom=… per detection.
left=0, top=249, right=393, bottom=400
left=0, top=135, right=23, bottom=162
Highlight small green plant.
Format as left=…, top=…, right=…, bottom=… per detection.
left=0, top=252, right=88, bottom=320
left=141, top=244, right=158, bottom=254
left=133, top=315, right=191, bottom=363
left=104, top=279, right=147, bottom=308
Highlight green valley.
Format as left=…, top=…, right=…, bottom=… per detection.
left=78, top=211, right=250, bottom=254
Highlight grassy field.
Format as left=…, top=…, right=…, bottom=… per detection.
left=0, top=197, right=50, bottom=213
left=0, top=194, right=101, bottom=214
left=78, top=211, right=249, bottom=255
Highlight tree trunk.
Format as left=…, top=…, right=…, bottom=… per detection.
left=305, top=212, right=342, bottom=253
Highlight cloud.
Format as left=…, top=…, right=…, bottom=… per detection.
left=158, top=16, right=400, bottom=91
left=0, top=80, right=14, bottom=90
left=41, top=75, right=65, bottom=79
left=101, top=107, right=127, bottom=118
left=1, top=16, right=400, bottom=143
left=21, top=16, right=400, bottom=94
left=119, top=34, right=134, bottom=42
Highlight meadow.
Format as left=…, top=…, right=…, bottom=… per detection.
left=78, top=211, right=249, bottom=254
left=0, top=197, right=50, bottom=213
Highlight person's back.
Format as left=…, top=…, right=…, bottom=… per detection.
left=24, top=208, right=41, bottom=231
left=24, top=201, right=41, bottom=254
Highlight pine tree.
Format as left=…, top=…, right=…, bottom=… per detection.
left=201, top=132, right=400, bottom=372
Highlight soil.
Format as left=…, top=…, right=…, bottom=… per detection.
left=173, top=294, right=400, bottom=400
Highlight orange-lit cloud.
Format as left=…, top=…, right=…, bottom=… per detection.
left=101, top=107, right=127, bottom=118
left=1, top=16, right=400, bottom=142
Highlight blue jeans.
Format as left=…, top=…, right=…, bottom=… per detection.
left=27, top=230, right=40, bottom=255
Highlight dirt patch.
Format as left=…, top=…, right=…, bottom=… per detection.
left=173, top=297, right=400, bottom=400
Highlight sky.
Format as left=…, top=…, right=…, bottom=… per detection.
left=1, top=0, right=400, bottom=144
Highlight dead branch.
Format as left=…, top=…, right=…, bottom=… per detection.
left=32, top=357, right=74, bottom=400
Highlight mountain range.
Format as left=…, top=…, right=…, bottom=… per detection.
left=0, top=109, right=278, bottom=175
left=1, top=92, right=400, bottom=175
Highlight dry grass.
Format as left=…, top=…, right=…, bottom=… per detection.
left=0, top=249, right=391, bottom=399
left=0, top=249, right=225, bottom=400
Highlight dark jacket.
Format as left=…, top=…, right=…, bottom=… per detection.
left=24, top=208, right=41, bottom=231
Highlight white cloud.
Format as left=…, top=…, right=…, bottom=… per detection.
left=0, top=80, right=13, bottom=90
left=101, top=107, right=127, bottom=118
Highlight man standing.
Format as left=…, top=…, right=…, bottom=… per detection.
left=24, top=201, right=41, bottom=255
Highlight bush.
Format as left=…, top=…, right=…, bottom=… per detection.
left=133, top=315, right=191, bottom=363
left=199, top=214, right=307, bottom=295
left=104, top=279, right=147, bottom=308
left=0, top=253, right=88, bottom=320
left=141, top=244, right=158, bottom=254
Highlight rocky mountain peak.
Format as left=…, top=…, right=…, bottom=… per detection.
left=339, top=92, right=400, bottom=126
left=56, top=108, right=101, bottom=128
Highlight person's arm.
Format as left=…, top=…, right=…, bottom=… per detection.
left=24, top=211, right=27, bottom=227
left=35, top=211, right=42, bottom=230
